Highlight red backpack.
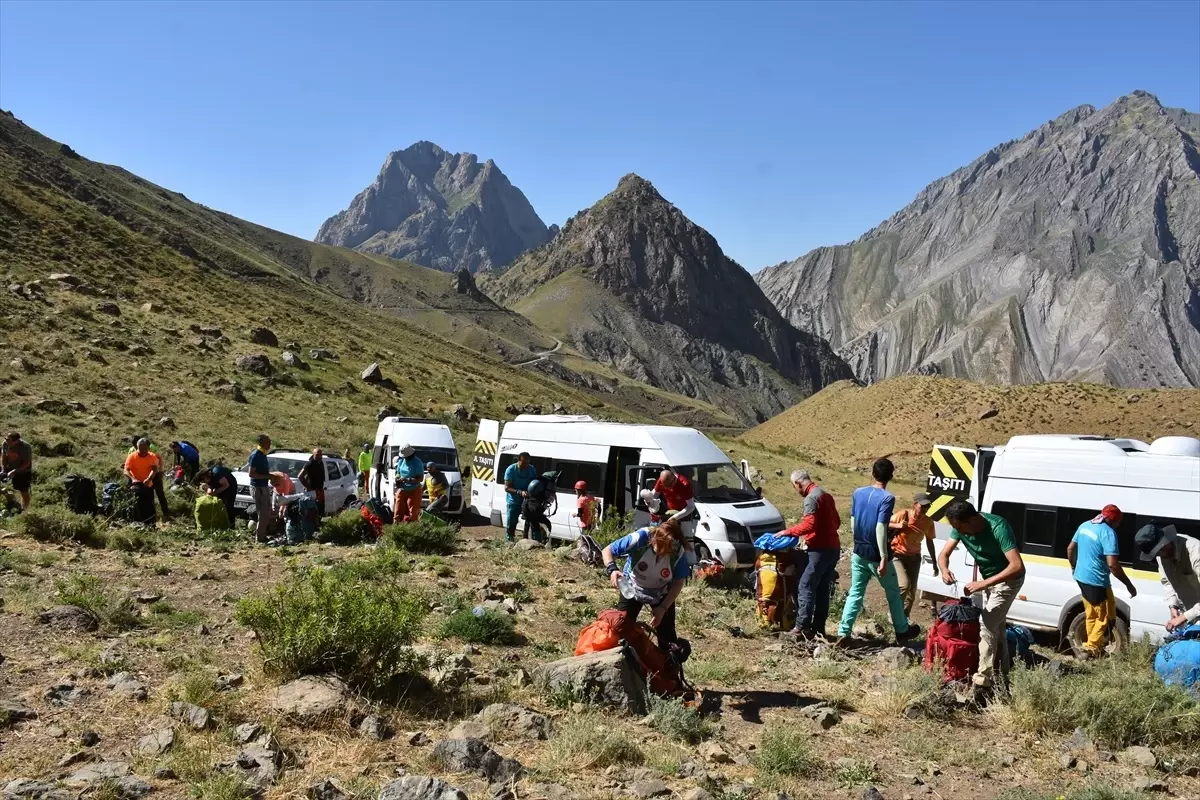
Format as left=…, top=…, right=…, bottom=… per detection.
left=924, top=599, right=981, bottom=683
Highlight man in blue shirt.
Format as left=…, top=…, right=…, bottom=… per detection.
left=1067, top=504, right=1137, bottom=657
left=503, top=452, right=538, bottom=542
left=170, top=441, right=200, bottom=481
left=248, top=434, right=272, bottom=542
left=836, top=457, right=920, bottom=645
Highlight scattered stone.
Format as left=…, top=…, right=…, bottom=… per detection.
left=140, top=302, right=164, bottom=313
left=1132, top=778, right=1169, bottom=793
left=999, top=753, right=1016, bottom=767
left=272, top=675, right=350, bottom=722
left=700, top=742, right=733, bottom=764
left=378, top=776, right=468, bottom=800
left=877, top=647, right=918, bottom=670
left=96, top=302, right=120, bottom=316
left=361, top=362, right=384, bottom=383
left=106, top=672, right=148, bottom=701
left=1118, top=745, right=1158, bottom=769
left=282, top=351, right=308, bottom=370
left=514, top=539, right=544, bottom=552
left=65, top=761, right=131, bottom=786
left=1063, top=727, right=1094, bottom=752
left=310, top=348, right=337, bottom=361
left=534, top=649, right=648, bottom=714
left=137, top=727, right=175, bottom=757
left=1127, top=393, right=1142, bottom=403
left=212, top=382, right=247, bottom=403
left=432, top=738, right=524, bottom=782
left=449, top=404, right=469, bottom=420
left=234, top=723, right=265, bottom=744
left=0, top=700, right=38, bottom=725
left=449, top=720, right=491, bottom=741
left=681, top=790, right=713, bottom=800
left=862, top=789, right=886, bottom=800
left=1075, top=759, right=1091, bottom=774
left=629, top=778, right=670, bottom=798
left=377, top=405, right=399, bottom=421
left=3, top=779, right=74, bottom=800
left=235, top=353, right=273, bottom=376
left=169, top=701, right=211, bottom=730
left=308, top=778, right=351, bottom=800
left=55, top=750, right=94, bottom=768
left=80, top=730, right=100, bottom=746
left=134, top=592, right=162, bottom=603
left=43, top=682, right=89, bottom=705
left=407, top=731, right=432, bottom=746
left=153, top=768, right=177, bottom=781
left=46, top=725, right=66, bottom=738
left=358, top=714, right=390, bottom=741
left=475, top=703, right=550, bottom=741
left=978, top=406, right=999, bottom=420
left=48, top=272, right=81, bottom=285
left=810, top=707, right=842, bottom=729
left=1097, top=751, right=1115, bottom=763
left=215, top=673, right=245, bottom=692
left=248, top=327, right=278, bottom=347
left=159, top=416, right=175, bottom=429
left=236, top=743, right=281, bottom=787
left=1059, top=754, right=1077, bottom=770
left=566, top=593, right=587, bottom=603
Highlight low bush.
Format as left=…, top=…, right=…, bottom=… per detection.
left=234, top=564, right=427, bottom=693
left=329, top=547, right=411, bottom=582
left=107, top=527, right=160, bottom=553
left=836, top=759, right=879, bottom=789
left=16, top=507, right=105, bottom=546
left=645, top=694, right=715, bottom=744
left=316, top=509, right=374, bottom=544
left=438, top=608, right=517, bottom=645
left=1007, top=642, right=1200, bottom=749
left=756, top=725, right=823, bottom=777
left=543, top=713, right=644, bottom=770
left=590, top=509, right=633, bottom=547
left=997, top=788, right=1142, bottom=800
left=859, top=666, right=941, bottom=719
left=166, top=484, right=200, bottom=519
left=55, top=573, right=138, bottom=631
left=686, top=655, right=750, bottom=684
left=382, top=516, right=459, bottom=554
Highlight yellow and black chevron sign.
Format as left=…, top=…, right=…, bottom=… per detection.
left=925, top=445, right=976, bottom=521
left=471, top=439, right=497, bottom=481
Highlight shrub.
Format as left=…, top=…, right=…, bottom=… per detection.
left=316, top=509, right=373, bottom=544
left=234, top=564, right=428, bottom=693
left=1007, top=644, right=1200, bottom=749
left=166, top=484, right=200, bottom=519
left=756, top=725, right=822, bottom=777
left=188, top=773, right=253, bottom=800
left=543, top=713, right=644, bottom=770
left=382, top=516, right=459, bottom=554
left=16, top=507, right=105, bottom=546
left=438, top=608, right=517, bottom=645
left=55, top=573, right=138, bottom=631
left=645, top=694, right=715, bottom=744
left=836, top=759, right=879, bottom=789
left=107, top=527, right=160, bottom=553
left=859, top=666, right=940, bottom=719
left=590, top=509, right=633, bottom=547
left=329, top=547, right=411, bottom=582
left=147, top=600, right=205, bottom=630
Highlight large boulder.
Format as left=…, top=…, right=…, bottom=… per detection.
left=532, top=650, right=648, bottom=714
left=37, top=605, right=98, bottom=632
left=474, top=703, right=550, bottom=741
left=248, top=328, right=278, bottom=347
left=361, top=362, right=384, bottom=384
left=377, top=776, right=468, bottom=800
left=271, top=675, right=350, bottom=723
left=235, top=353, right=273, bottom=376
left=431, top=738, right=523, bottom=782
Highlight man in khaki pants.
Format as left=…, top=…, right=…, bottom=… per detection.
left=888, top=492, right=938, bottom=616
left=937, top=500, right=1025, bottom=688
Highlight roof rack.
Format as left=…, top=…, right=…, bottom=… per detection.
left=382, top=417, right=443, bottom=425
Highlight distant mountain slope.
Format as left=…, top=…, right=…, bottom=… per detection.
left=483, top=174, right=854, bottom=424
left=756, top=91, right=1200, bottom=388
left=316, top=142, right=549, bottom=273
left=744, top=376, right=1200, bottom=482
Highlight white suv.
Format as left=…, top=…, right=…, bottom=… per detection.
left=232, top=451, right=358, bottom=518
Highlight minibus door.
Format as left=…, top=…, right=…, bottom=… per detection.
left=372, top=434, right=390, bottom=505
left=470, top=420, right=501, bottom=520
left=624, top=464, right=698, bottom=540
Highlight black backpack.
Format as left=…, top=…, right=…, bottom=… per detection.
left=524, top=471, right=561, bottom=516
left=63, top=475, right=99, bottom=516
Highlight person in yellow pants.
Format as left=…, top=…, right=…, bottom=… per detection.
left=1067, top=504, right=1138, bottom=657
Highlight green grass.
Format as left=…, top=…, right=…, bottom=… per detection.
left=54, top=573, right=138, bottom=631
left=382, top=516, right=459, bottom=554
left=146, top=600, right=205, bottom=630
left=437, top=608, right=517, bottom=645
left=14, top=507, right=106, bottom=546
left=756, top=726, right=823, bottom=778
left=645, top=694, right=715, bottom=744
left=542, top=713, right=644, bottom=771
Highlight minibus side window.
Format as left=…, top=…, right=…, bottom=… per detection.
left=551, top=460, right=606, bottom=495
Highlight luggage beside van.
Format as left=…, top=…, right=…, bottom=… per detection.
left=1155, top=624, right=1200, bottom=694
left=194, top=494, right=230, bottom=531
left=754, top=549, right=798, bottom=631
left=925, top=599, right=981, bottom=683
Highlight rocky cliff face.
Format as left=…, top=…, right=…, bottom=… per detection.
left=315, top=142, right=549, bottom=273
left=485, top=174, right=854, bottom=423
left=756, top=91, right=1200, bottom=388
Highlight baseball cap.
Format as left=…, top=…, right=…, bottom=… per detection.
left=1135, top=523, right=1177, bottom=560
left=1099, top=504, right=1122, bottom=526
left=914, top=493, right=932, bottom=506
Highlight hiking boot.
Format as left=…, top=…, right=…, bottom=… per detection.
left=896, top=623, right=922, bottom=642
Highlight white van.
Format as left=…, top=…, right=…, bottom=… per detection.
left=232, top=450, right=358, bottom=517
left=468, top=415, right=785, bottom=569
left=368, top=417, right=464, bottom=516
left=917, top=435, right=1200, bottom=651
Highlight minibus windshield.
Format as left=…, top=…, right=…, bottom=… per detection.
left=681, top=463, right=758, bottom=503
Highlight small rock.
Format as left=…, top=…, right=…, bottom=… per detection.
left=700, top=742, right=733, bottom=764
left=449, top=720, right=491, bottom=741
left=140, top=302, right=164, bottom=313
left=235, top=353, right=273, bottom=376
left=135, top=592, right=162, bottom=604
left=1075, top=759, right=1090, bottom=774
left=811, top=707, right=841, bottom=729
left=43, top=683, right=89, bottom=705
left=48, top=272, right=81, bottom=285
left=853, top=619, right=888, bottom=639
left=237, top=743, right=281, bottom=787
left=137, top=727, right=175, bottom=757
left=629, top=778, right=670, bottom=798
left=1119, top=745, right=1158, bottom=769
left=46, top=725, right=67, bottom=738
left=37, top=605, right=98, bottom=633
left=378, top=776, right=468, bottom=800
left=862, top=789, right=885, bottom=800
left=999, top=753, right=1016, bottom=767
left=215, top=673, right=245, bottom=692
left=106, top=672, right=148, bottom=701
left=432, top=738, right=523, bottom=782
left=95, top=302, right=120, bottom=316
left=502, top=597, right=520, bottom=614
left=1132, top=778, right=1169, bottom=793
left=272, top=675, right=350, bottom=722
left=309, top=778, right=351, bottom=800
left=234, top=723, right=265, bottom=744
left=877, top=647, right=918, bottom=670
left=681, top=790, right=713, bottom=800
left=248, top=327, right=278, bottom=347
left=1059, top=754, right=1077, bottom=770
left=65, top=761, right=131, bottom=786
left=56, top=750, right=94, bottom=768
left=310, top=348, right=338, bottom=361
left=514, top=539, right=544, bottom=552
left=282, top=351, right=308, bottom=369
left=1127, top=393, right=1142, bottom=403
left=407, top=731, right=431, bottom=746
left=153, top=767, right=177, bottom=780
left=1063, top=727, right=1094, bottom=752
left=158, top=416, right=175, bottom=429
left=377, top=405, right=398, bottom=421
left=358, top=714, right=389, bottom=741
left=80, top=730, right=100, bottom=746
left=566, top=593, right=587, bottom=603
left=0, top=700, right=38, bottom=725
left=212, top=383, right=247, bottom=403
left=978, top=406, right=999, bottom=420
left=475, top=703, right=550, bottom=741
left=169, top=701, right=211, bottom=730
left=361, top=362, right=384, bottom=383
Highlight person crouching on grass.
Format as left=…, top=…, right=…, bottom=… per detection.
left=602, top=517, right=693, bottom=650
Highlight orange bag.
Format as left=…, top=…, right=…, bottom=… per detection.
left=620, top=621, right=680, bottom=694
left=574, top=609, right=627, bottom=655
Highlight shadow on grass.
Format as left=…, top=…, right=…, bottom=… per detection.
left=699, top=688, right=824, bottom=724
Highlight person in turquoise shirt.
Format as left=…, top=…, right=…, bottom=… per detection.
left=503, top=452, right=537, bottom=542
left=393, top=444, right=425, bottom=523
left=1067, top=504, right=1137, bottom=657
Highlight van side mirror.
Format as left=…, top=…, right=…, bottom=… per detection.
left=756, top=486, right=763, bottom=499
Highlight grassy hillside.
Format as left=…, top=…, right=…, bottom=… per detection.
left=744, top=376, right=1200, bottom=482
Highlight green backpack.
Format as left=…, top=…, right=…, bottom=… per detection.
left=194, top=494, right=230, bottom=531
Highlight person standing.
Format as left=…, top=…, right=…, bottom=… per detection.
left=1067, top=504, right=1138, bottom=657
left=602, top=517, right=694, bottom=650
left=128, top=435, right=170, bottom=521
left=1135, top=522, right=1200, bottom=633
left=299, top=448, right=326, bottom=516
left=123, top=438, right=162, bottom=525
left=503, top=452, right=537, bottom=542
left=1, top=431, right=33, bottom=511
left=198, top=464, right=237, bottom=529
left=888, top=493, right=939, bottom=616
left=575, top=480, right=598, bottom=534
left=425, top=463, right=450, bottom=516
left=836, top=458, right=920, bottom=645
left=783, top=469, right=842, bottom=639
left=653, top=469, right=696, bottom=521
left=248, top=434, right=273, bottom=542
left=393, top=444, right=425, bottom=523
left=937, top=500, right=1026, bottom=688
left=357, top=443, right=372, bottom=493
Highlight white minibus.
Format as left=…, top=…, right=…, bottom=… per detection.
left=918, top=435, right=1200, bottom=652
left=368, top=417, right=465, bottom=516
left=469, top=415, right=785, bottom=569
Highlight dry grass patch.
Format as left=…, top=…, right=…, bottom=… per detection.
left=541, top=712, right=645, bottom=772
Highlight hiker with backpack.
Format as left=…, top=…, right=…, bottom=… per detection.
left=503, top=452, right=538, bottom=542
left=169, top=441, right=201, bottom=482
left=574, top=480, right=598, bottom=534
left=835, top=458, right=921, bottom=647
left=521, top=470, right=560, bottom=542
left=123, top=437, right=163, bottom=525
left=298, top=448, right=326, bottom=516
left=1, top=431, right=33, bottom=511
left=602, top=516, right=694, bottom=650
left=781, top=469, right=842, bottom=639
left=938, top=500, right=1026, bottom=689
left=393, top=444, right=424, bottom=523
left=198, top=464, right=238, bottom=529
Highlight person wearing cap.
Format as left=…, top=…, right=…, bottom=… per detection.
left=1, top=431, right=33, bottom=510
left=357, top=444, right=372, bottom=492
left=1067, top=505, right=1138, bottom=657
left=782, top=469, right=842, bottom=639
left=574, top=480, right=598, bottom=533
left=393, top=444, right=425, bottom=523
left=888, top=492, right=938, bottom=616
left=503, top=452, right=537, bottom=542
left=425, top=463, right=450, bottom=516
left=938, top=499, right=1025, bottom=688
left=1136, top=522, right=1200, bottom=633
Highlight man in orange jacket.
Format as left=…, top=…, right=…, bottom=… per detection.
left=783, top=469, right=842, bottom=639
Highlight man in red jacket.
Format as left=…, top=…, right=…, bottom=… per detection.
left=783, top=469, right=843, bottom=639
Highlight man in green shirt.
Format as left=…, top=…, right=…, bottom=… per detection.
left=937, top=500, right=1026, bottom=688
left=357, top=443, right=372, bottom=492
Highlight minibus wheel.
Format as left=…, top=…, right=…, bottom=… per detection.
left=1064, top=611, right=1129, bottom=658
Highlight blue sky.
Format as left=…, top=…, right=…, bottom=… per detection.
left=1, top=1, right=1197, bottom=270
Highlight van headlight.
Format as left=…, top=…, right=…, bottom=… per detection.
left=719, top=519, right=750, bottom=543
left=450, top=481, right=463, bottom=496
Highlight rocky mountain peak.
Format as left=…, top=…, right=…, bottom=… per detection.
left=316, top=143, right=549, bottom=273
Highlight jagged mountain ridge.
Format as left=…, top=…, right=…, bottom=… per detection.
left=316, top=141, right=549, bottom=273
left=755, top=90, right=1200, bottom=388
left=483, top=174, right=854, bottom=424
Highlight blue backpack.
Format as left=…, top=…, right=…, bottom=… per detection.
left=1155, top=624, right=1200, bottom=694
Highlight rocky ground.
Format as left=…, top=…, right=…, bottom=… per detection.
left=3, top=509, right=1197, bottom=800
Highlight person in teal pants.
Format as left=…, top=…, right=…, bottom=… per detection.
left=836, top=457, right=921, bottom=646
left=503, top=452, right=538, bottom=542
